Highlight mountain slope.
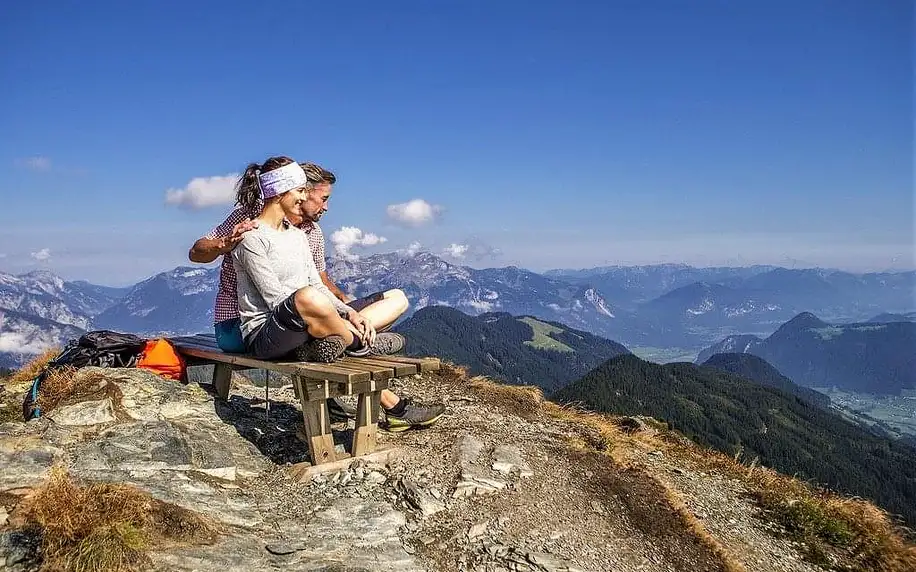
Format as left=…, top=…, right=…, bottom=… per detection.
left=0, top=270, right=126, bottom=330
left=92, top=267, right=219, bottom=335
left=867, top=312, right=916, bottom=323
left=710, top=312, right=916, bottom=395
left=553, top=354, right=916, bottom=527
left=394, top=305, right=630, bottom=391
left=700, top=353, right=830, bottom=408
left=0, top=308, right=84, bottom=368
left=694, top=334, right=763, bottom=364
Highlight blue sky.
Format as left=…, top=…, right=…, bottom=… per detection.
left=1, top=0, right=912, bottom=285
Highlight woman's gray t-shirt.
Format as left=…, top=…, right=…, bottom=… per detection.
left=231, top=223, right=350, bottom=339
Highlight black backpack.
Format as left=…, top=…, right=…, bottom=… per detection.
left=22, top=330, right=147, bottom=420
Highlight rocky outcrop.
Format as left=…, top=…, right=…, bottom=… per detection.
left=0, top=364, right=887, bottom=571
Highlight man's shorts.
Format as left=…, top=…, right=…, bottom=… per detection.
left=245, top=293, right=314, bottom=359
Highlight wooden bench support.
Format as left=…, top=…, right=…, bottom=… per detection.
left=297, top=379, right=338, bottom=465
left=168, top=333, right=441, bottom=466
left=352, top=390, right=382, bottom=457
left=212, top=363, right=233, bottom=401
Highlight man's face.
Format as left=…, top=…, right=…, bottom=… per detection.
left=300, top=182, right=332, bottom=222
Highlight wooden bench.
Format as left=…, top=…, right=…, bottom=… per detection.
left=168, top=334, right=439, bottom=468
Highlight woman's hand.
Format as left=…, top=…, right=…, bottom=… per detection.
left=347, top=311, right=377, bottom=346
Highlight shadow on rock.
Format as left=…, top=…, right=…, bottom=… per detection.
left=211, top=394, right=349, bottom=466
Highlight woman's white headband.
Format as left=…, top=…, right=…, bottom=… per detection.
left=258, top=162, right=308, bottom=199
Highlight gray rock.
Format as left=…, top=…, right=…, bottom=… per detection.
left=49, top=398, right=116, bottom=426
left=0, top=438, right=66, bottom=489
left=468, top=521, right=488, bottom=539
left=0, top=531, right=40, bottom=572
left=396, top=477, right=445, bottom=517
left=153, top=497, right=422, bottom=571
left=457, top=433, right=486, bottom=468
left=491, top=445, right=533, bottom=478
left=453, top=469, right=507, bottom=498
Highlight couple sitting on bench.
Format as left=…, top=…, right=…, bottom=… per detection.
left=188, top=156, right=444, bottom=432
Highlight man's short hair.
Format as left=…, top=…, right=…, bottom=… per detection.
left=300, top=162, right=337, bottom=185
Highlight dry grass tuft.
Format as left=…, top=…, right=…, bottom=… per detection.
left=9, top=348, right=61, bottom=384
left=18, top=467, right=216, bottom=572
left=33, top=368, right=119, bottom=416
left=648, top=432, right=916, bottom=571
left=466, top=376, right=545, bottom=420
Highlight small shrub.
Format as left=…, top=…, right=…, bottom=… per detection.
left=9, top=348, right=60, bottom=384
left=18, top=467, right=216, bottom=572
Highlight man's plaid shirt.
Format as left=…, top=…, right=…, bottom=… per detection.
left=205, top=206, right=326, bottom=324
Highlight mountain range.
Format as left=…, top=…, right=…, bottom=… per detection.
left=0, top=253, right=913, bottom=366
left=697, top=312, right=916, bottom=395
left=393, top=305, right=630, bottom=391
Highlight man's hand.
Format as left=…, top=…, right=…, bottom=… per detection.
left=347, top=310, right=377, bottom=346
left=221, top=219, right=258, bottom=253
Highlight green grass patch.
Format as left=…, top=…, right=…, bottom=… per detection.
left=628, top=346, right=698, bottom=364
left=519, top=317, right=574, bottom=353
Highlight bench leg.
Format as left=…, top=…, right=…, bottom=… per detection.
left=212, top=363, right=232, bottom=400
left=352, top=390, right=381, bottom=457
left=296, top=377, right=338, bottom=465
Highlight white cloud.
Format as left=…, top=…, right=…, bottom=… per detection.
left=442, top=239, right=502, bottom=262
left=403, top=241, right=423, bottom=256
left=443, top=243, right=469, bottom=258
left=330, top=226, right=388, bottom=261
left=0, top=253, right=6, bottom=258
left=165, top=173, right=239, bottom=209
left=0, top=331, right=50, bottom=355
left=30, top=248, right=51, bottom=261
left=386, top=199, right=443, bottom=227
left=15, top=156, right=52, bottom=171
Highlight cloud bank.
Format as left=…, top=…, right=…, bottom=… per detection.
left=330, top=226, right=388, bottom=261
left=30, top=248, right=52, bottom=261
left=386, top=199, right=443, bottom=226
left=165, top=173, right=239, bottom=209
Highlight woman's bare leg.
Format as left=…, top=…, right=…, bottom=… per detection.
left=293, top=287, right=355, bottom=346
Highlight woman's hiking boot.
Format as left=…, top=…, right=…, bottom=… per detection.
left=345, top=332, right=406, bottom=358
left=294, top=335, right=347, bottom=363
left=383, top=398, right=446, bottom=432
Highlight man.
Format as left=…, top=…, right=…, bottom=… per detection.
left=188, top=163, right=443, bottom=431
left=189, top=163, right=410, bottom=352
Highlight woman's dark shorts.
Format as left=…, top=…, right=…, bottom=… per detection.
left=245, top=293, right=314, bottom=359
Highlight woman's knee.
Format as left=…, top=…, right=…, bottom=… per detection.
left=385, top=288, right=410, bottom=313
left=294, top=287, right=334, bottom=317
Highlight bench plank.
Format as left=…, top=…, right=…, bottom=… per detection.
left=339, top=357, right=417, bottom=377
left=299, top=378, right=388, bottom=402
left=364, top=355, right=441, bottom=372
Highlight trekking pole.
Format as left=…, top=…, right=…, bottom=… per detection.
left=264, top=369, right=270, bottom=421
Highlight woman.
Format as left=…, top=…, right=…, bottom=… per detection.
left=230, top=156, right=400, bottom=362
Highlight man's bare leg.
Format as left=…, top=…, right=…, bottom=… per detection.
left=358, top=289, right=410, bottom=331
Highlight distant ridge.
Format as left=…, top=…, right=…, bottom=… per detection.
left=394, top=305, right=630, bottom=392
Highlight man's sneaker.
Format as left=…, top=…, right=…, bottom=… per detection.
left=383, top=398, right=446, bottom=432
left=327, top=397, right=357, bottom=421
left=346, top=332, right=407, bottom=357
left=294, top=335, right=346, bottom=363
